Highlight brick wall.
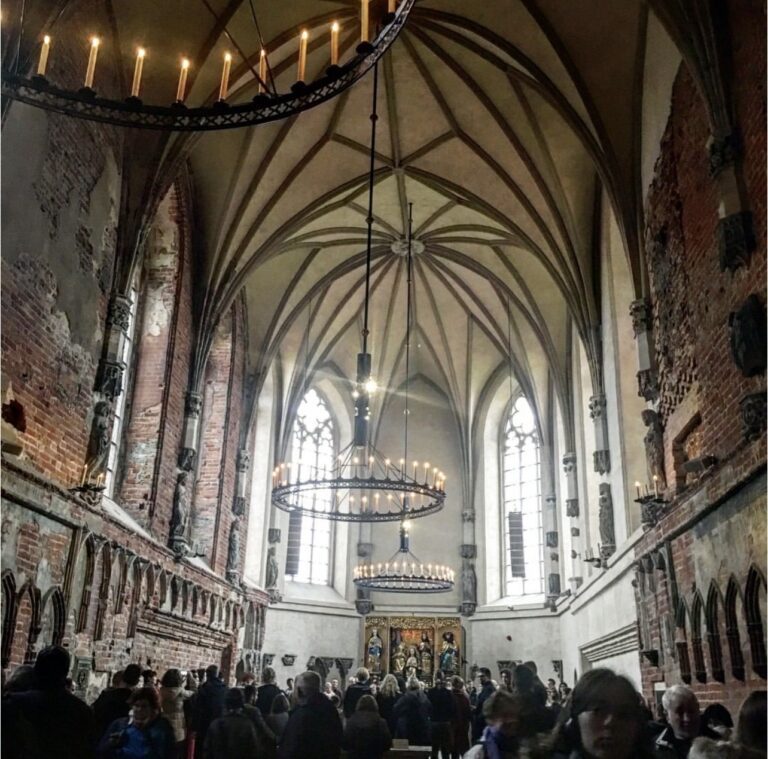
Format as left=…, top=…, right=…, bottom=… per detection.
left=637, top=0, right=766, bottom=712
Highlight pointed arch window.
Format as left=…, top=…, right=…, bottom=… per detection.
left=285, top=389, right=335, bottom=585
left=502, top=396, right=544, bottom=599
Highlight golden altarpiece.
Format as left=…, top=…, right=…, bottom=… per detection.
left=362, top=616, right=464, bottom=684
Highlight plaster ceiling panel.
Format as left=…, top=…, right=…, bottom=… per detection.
left=408, top=140, right=552, bottom=258
left=529, top=0, right=644, bottom=185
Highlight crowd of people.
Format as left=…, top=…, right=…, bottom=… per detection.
left=1, top=644, right=765, bottom=759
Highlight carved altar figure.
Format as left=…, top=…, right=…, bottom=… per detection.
left=418, top=633, right=433, bottom=677
left=366, top=627, right=383, bottom=673
left=391, top=643, right=406, bottom=674
left=170, top=471, right=191, bottom=540
left=265, top=546, right=279, bottom=589
left=641, top=409, right=666, bottom=490
left=439, top=632, right=458, bottom=675
left=227, top=517, right=241, bottom=572
left=85, top=401, right=111, bottom=477
left=598, top=483, right=615, bottom=556
left=405, top=646, right=418, bottom=678
left=461, top=561, right=477, bottom=604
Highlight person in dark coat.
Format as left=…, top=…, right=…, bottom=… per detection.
left=427, top=672, right=456, bottom=758
left=472, top=668, right=496, bottom=742
left=449, top=676, right=471, bottom=759
left=376, top=674, right=402, bottom=734
left=343, top=667, right=373, bottom=718
left=393, top=677, right=432, bottom=746
left=192, top=665, right=227, bottom=758
left=204, top=688, right=260, bottom=759
left=93, top=664, right=143, bottom=740
left=511, top=664, right=556, bottom=733
left=2, top=645, right=97, bottom=759
left=267, top=694, right=291, bottom=746
left=277, top=670, right=343, bottom=759
left=243, top=684, right=277, bottom=757
left=342, top=694, right=392, bottom=759
left=257, top=666, right=282, bottom=716
left=97, top=686, right=176, bottom=759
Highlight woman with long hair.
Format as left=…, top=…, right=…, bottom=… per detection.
left=376, top=674, right=401, bottom=734
left=549, top=668, right=654, bottom=759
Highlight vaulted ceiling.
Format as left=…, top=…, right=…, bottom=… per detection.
left=13, top=0, right=670, bottom=439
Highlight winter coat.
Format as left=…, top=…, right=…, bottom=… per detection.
left=266, top=711, right=290, bottom=744
left=256, top=683, right=283, bottom=716
left=159, top=685, right=193, bottom=743
left=342, top=711, right=393, bottom=759
left=450, top=689, right=472, bottom=755
left=97, top=715, right=176, bottom=759
left=343, top=682, right=373, bottom=718
left=243, top=703, right=277, bottom=756
left=2, top=687, right=97, bottom=759
left=277, top=693, right=343, bottom=759
left=427, top=685, right=456, bottom=723
left=192, top=678, right=227, bottom=741
left=393, top=689, right=431, bottom=746
left=204, top=711, right=259, bottom=759
left=93, top=687, right=133, bottom=741
left=376, top=692, right=401, bottom=733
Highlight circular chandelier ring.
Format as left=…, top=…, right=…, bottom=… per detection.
left=1, top=0, right=414, bottom=132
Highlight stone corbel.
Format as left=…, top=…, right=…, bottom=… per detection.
left=460, top=544, right=477, bottom=559
left=589, top=394, right=611, bottom=474
left=741, top=392, right=766, bottom=441
left=355, top=598, right=374, bottom=616
left=459, top=602, right=476, bottom=617
left=232, top=449, right=251, bottom=516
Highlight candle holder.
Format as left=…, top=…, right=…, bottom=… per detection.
left=1, top=0, right=415, bottom=133
left=635, top=494, right=669, bottom=529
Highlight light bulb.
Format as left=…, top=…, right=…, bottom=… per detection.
left=364, top=377, right=378, bottom=394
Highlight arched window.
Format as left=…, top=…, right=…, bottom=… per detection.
left=502, top=396, right=544, bottom=599
left=105, top=275, right=140, bottom=498
left=285, top=389, right=335, bottom=585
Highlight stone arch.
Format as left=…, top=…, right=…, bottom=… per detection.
left=690, top=592, right=707, bottom=682
left=12, top=582, right=41, bottom=666
left=113, top=550, right=128, bottom=614
left=76, top=536, right=97, bottom=633
left=200, top=590, right=209, bottom=618
left=225, top=600, right=232, bottom=631
left=191, top=586, right=200, bottom=618
left=725, top=575, right=746, bottom=680
left=37, top=587, right=66, bottom=650
left=93, top=544, right=113, bottom=641
left=675, top=597, right=692, bottom=684
left=209, top=595, right=218, bottom=627
left=157, top=570, right=169, bottom=611
left=126, top=560, right=144, bottom=638
left=705, top=581, right=725, bottom=682
left=170, top=576, right=181, bottom=613
left=745, top=565, right=767, bottom=679
left=2, top=570, right=17, bottom=668
left=244, top=602, right=256, bottom=649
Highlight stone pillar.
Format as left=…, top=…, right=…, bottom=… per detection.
left=630, top=298, right=659, bottom=402
left=598, top=483, right=616, bottom=564
left=588, top=393, right=610, bottom=474
left=544, top=494, right=560, bottom=603
left=563, top=453, right=581, bottom=592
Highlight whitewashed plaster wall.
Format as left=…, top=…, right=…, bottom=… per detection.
left=556, top=533, right=643, bottom=689
left=367, top=379, right=463, bottom=612
left=261, top=606, right=362, bottom=686
left=467, top=613, right=561, bottom=685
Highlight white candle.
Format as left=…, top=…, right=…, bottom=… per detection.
left=389, top=0, right=396, bottom=12
left=330, top=22, right=339, bottom=66
left=37, top=35, right=51, bottom=77
left=218, top=52, right=232, bottom=101
left=130, top=47, right=145, bottom=97
left=361, top=0, right=369, bottom=43
left=635, top=481, right=641, bottom=499
left=84, top=36, right=100, bottom=89
left=176, top=58, right=190, bottom=102
left=297, top=29, right=308, bottom=82
left=653, top=475, right=659, bottom=497
left=258, top=49, right=267, bottom=93
left=413, top=461, right=418, bottom=480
